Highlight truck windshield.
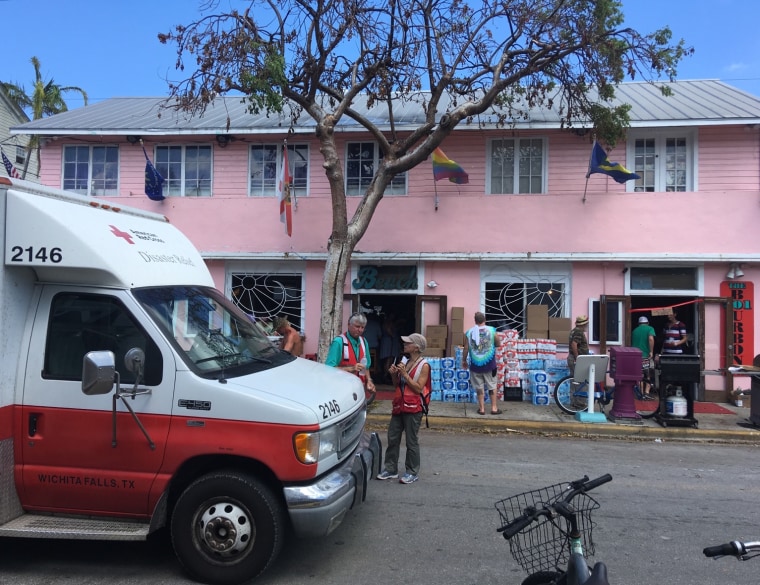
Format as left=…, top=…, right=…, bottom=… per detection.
left=134, top=286, right=292, bottom=377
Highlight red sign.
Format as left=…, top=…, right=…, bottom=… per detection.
left=720, top=281, right=754, bottom=366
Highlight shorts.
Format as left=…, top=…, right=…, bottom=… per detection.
left=471, top=370, right=497, bottom=394
left=641, top=358, right=653, bottom=379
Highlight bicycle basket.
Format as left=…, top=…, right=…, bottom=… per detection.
left=495, top=482, right=599, bottom=575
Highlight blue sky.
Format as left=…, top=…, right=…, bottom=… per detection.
left=3, top=0, right=760, bottom=110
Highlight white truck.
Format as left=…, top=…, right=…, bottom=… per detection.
left=0, top=177, right=380, bottom=584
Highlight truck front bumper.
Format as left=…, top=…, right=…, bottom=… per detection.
left=283, top=430, right=382, bottom=538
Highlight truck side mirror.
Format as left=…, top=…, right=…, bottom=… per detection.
left=82, top=350, right=116, bottom=395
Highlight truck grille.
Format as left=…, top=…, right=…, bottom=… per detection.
left=337, top=407, right=366, bottom=459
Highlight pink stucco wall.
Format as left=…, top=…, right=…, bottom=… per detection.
left=37, top=126, right=760, bottom=258
left=34, top=125, right=760, bottom=380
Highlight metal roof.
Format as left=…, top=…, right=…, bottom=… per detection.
left=11, top=79, right=760, bottom=137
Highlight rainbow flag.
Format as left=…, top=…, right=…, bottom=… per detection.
left=432, top=147, right=469, bottom=184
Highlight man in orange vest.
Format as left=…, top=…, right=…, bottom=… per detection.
left=325, top=312, right=376, bottom=396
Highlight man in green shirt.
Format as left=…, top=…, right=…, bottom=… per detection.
left=632, top=315, right=656, bottom=399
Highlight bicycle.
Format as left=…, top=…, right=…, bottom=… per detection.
left=704, top=539, right=760, bottom=561
left=495, top=474, right=613, bottom=585
left=553, top=374, right=660, bottom=419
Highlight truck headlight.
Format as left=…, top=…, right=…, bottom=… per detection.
left=293, top=425, right=339, bottom=464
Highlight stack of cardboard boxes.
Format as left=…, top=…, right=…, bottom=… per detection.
left=527, top=305, right=571, bottom=343
left=424, top=325, right=447, bottom=358
left=449, top=306, right=465, bottom=356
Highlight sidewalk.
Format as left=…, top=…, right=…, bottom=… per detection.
left=366, top=398, right=760, bottom=444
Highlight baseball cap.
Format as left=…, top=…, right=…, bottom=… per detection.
left=401, top=333, right=427, bottom=352
left=638, top=316, right=649, bottom=324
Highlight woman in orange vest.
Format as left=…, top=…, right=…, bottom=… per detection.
left=376, top=333, right=430, bottom=485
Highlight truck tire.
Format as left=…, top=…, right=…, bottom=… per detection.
left=171, top=471, right=286, bottom=585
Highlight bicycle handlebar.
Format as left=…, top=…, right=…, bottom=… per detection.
left=704, top=540, right=760, bottom=559
left=703, top=542, right=742, bottom=557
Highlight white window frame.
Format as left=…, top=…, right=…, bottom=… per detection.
left=249, top=143, right=309, bottom=198
left=624, top=264, right=704, bottom=296
left=487, top=137, right=547, bottom=194
left=15, top=145, right=26, bottom=166
left=154, top=144, right=213, bottom=197
left=587, top=298, right=623, bottom=346
left=345, top=141, right=407, bottom=196
left=62, top=145, right=119, bottom=196
left=627, top=129, right=697, bottom=193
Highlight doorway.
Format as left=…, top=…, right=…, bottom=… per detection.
left=356, top=294, right=417, bottom=384
left=630, top=296, right=697, bottom=355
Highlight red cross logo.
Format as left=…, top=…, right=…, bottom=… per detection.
left=109, top=225, right=135, bottom=244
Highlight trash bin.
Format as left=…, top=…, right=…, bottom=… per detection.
left=609, top=347, right=642, bottom=420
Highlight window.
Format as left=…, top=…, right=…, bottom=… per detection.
left=589, top=299, right=622, bottom=345
left=249, top=144, right=308, bottom=197
left=626, top=265, right=702, bottom=296
left=346, top=142, right=407, bottom=196
left=63, top=145, right=119, bottom=196
left=44, top=292, right=162, bottom=384
left=230, top=272, right=305, bottom=332
left=629, top=131, right=694, bottom=192
left=485, top=282, right=566, bottom=337
left=15, top=145, right=26, bottom=166
left=488, top=138, right=545, bottom=194
left=155, top=145, right=212, bottom=197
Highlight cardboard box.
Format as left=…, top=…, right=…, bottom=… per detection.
left=549, top=330, right=570, bottom=343
left=451, top=307, right=464, bottom=320
left=549, top=317, right=571, bottom=331
left=450, top=332, right=465, bottom=346
left=426, top=324, right=448, bottom=337
left=427, top=335, right=448, bottom=349
left=450, top=318, right=464, bottom=333
left=422, top=348, right=445, bottom=358
left=527, top=305, right=549, bottom=330
left=526, top=329, right=549, bottom=340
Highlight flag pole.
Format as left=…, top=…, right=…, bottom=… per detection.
left=433, top=180, right=439, bottom=211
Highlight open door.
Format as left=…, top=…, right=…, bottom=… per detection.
left=415, top=295, right=447, bottom=333
left=598, top=295, right=630, bottom=355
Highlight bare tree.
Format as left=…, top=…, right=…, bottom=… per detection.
left=159, top=0, right=691, bottom=359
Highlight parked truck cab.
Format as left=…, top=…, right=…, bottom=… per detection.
left=0, top=178, right=381, bottom=584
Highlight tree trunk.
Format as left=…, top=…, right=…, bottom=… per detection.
left=317, top=238, right=357, bottom=361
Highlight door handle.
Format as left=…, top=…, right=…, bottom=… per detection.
left=29, top=413, right=38, bottom=437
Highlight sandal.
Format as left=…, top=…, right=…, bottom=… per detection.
left=490, top=409, right=503, bottom=415
left=477, top=409, right=486, bottom=415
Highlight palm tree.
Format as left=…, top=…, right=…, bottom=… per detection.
left=2, top=56, right=88, bottom=178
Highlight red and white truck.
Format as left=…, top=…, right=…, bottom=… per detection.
left=0, top=177, right=380, bottom=584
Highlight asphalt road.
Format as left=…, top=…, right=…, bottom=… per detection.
left=1, top=430, right=758, bottom=585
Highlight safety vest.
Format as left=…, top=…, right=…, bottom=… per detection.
left=339, top=333, right=368, bottom=384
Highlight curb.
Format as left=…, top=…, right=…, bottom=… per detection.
left=366, top=413, right=760, bottom=444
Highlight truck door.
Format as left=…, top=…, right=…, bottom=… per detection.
left=20, top=287, right=175, bottom=517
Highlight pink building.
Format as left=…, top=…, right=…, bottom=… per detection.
left=12, top=80, right=760, bottom=402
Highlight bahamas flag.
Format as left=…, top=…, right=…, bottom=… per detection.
left=432, top=147, right=469, bottom=184
left=588, top=142, right=640, bottom=183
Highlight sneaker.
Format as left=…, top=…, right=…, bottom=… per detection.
left=399, top=473, right=418, bottom=484
left=376, top=470, right=398, bottom=480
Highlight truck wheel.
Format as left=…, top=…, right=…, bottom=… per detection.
left=171, top=471, right=286, bottom=585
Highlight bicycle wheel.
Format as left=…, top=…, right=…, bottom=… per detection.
left=554, top=375, right=590, bottom=415
left=634, top=381, right=660, bottom=419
